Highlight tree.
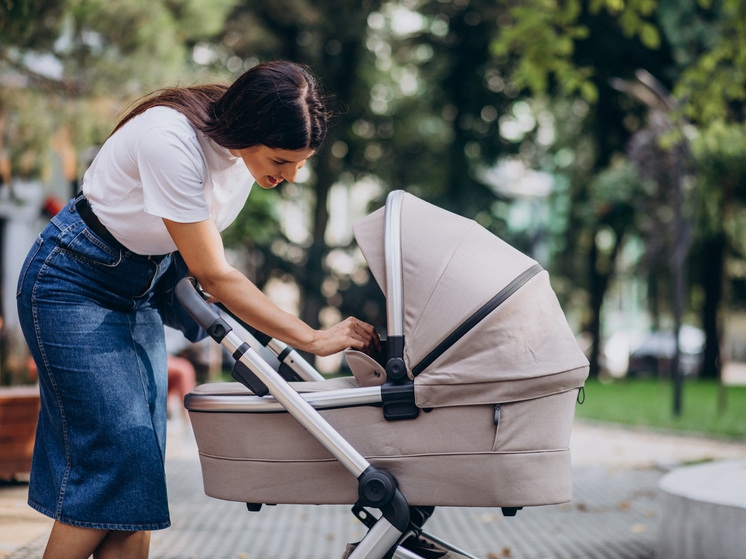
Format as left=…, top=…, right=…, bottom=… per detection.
left=0, top=0, right=239, bottom=383
left=490, top=0, right=679, bottom=376
left=1, top=0, right=238, bottom=185
left=489, top=0, right=746, bottom=382
left=690, top=122, right=746, bottom=380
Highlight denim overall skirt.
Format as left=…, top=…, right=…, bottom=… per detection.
left=16, top=199, right=174, bottom=530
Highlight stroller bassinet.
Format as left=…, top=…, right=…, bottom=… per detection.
left=181, top=191, right=589, bottom=559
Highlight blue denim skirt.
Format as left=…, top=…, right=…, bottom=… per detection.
left=16, top=199, right=174, bottom=530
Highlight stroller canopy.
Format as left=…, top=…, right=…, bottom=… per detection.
left=353, top=193, right=589, bottom=408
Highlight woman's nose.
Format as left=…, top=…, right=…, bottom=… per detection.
left=283, top=165, right=300, bottom=183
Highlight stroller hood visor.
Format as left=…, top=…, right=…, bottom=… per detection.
left=353, top=193, right=589, bottom=408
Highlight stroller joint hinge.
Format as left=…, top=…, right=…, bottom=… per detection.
left=357, top=466, right=398, bottom=509
left=385, top=335, right=407, bottom=381
left=277, top=346, right=293, bottom=363
left=381, top=382, right=419, bottom=421
left=231, top=343, right=270, bottom=397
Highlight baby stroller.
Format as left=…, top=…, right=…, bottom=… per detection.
left=178, top=191, right=589, bottom=559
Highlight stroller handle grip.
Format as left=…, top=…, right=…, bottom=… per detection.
left=175, top=277, right=233, bottom=342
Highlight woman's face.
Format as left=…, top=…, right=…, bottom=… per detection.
left=231, top=145, right=315, bottom=189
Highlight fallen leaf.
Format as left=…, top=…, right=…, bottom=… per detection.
left=617, top=500, right=631, bottom=511
left=630, top=524, right=647, bottom=534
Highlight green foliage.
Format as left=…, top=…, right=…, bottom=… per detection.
left=576, top=378, right=746, bottom=438
left=0, top=89, right=61, bottom=178
left=221, top=184, right=282, bottom=247
left=497, top=0, right=746, bottom=127
left=674, top=0, right=746, bottom=124
left=493, top=0, right=664, bottom=104
left=61, top=0, right=237, bottom=92
left=587, top=159, right=643, bottom=220
left=0, top=0, right=240, bottom=181
left=492, top=0, right=598, bottom=103
left=693, top=121, right=746, bottom=196
left=692, top=121, right=746, bottom=269
left=0, top=0, right=67, bottom=49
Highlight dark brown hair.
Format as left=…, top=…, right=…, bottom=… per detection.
left=113, top=61, right=329, bottom=151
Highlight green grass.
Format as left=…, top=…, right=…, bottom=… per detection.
left=575, top=379, right=746, bottom=439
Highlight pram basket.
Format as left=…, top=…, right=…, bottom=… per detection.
left=179, top=191, right=589, bottom=559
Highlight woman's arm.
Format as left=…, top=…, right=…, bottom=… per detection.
left=163, top=217, right=380, bottom=357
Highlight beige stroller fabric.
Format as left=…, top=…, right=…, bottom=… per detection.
left=189, top=380, right=578, bottom=507
left=353, top=193, right=589, bottom=408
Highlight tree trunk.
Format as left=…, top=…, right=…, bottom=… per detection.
left=700, top=234, right=725, bottom=379
left=587, top=225, right=625, bottom=377
left=587, top=240, right=603, bottom=378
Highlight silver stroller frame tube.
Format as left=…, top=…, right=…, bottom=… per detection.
left=383, top=190, right=408, bottom=383
left=211, top=298, right=325, bottom=383
left=175, top=278, right=411, bottom=559
left=385, top=189, right=405, bottom=338
left=381, top=190, right=419, bottom=421
left=217, top=327, right=370, bottom=476
left=265, top=338, right=326, bottom=382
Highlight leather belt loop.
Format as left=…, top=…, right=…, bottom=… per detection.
left=74, top=195, right=127, bottom=252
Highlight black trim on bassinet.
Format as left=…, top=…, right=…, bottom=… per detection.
left=411, top=263, right=544, bottom=377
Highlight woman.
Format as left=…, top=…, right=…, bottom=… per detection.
left=16, top=61, right=379, bottom=559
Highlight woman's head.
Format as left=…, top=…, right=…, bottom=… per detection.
left=206, top=61, right=329, bottom=152
left=114, top=61, right=330, bottom=153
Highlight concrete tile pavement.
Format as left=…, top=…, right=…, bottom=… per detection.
left=0, top=479, right=52, bottom=559
left=570, top=421, right=746, bottom=469
left=3, top=415, right=745, bottom=559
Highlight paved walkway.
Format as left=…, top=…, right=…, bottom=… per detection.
left=3, top=416, right=745, bottom=559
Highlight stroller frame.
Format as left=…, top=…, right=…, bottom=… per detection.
left=178, top=191, right=524, bottom=559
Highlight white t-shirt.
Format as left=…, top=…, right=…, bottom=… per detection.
left=81, top=106, right=254, bottom=255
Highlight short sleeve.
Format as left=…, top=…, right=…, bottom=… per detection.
left=135, top=125, right=212, bottom=223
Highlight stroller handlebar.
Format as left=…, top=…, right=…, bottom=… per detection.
left=175, top=277, right=233, bottom=343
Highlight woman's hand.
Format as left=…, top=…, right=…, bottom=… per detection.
left=308, top=317, right=381, bottom=357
